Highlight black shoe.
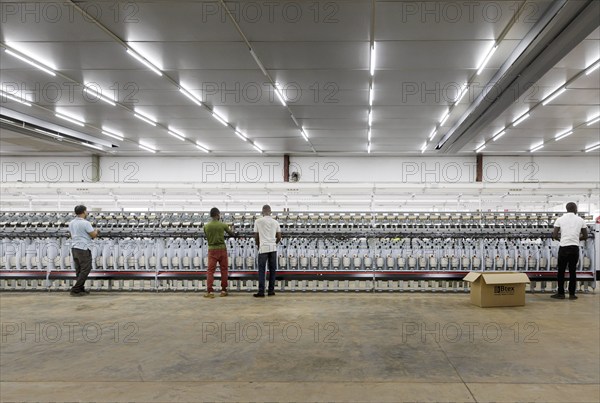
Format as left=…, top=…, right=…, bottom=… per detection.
left=267, top=291, right=276, bottom=296
left=253, top=293, right=265, bottom=298
left=70, top=291, right=84, bottom=297
left=569, top=295, right=578, bottom=300
left=550, top=293, right=565, bottom=299
left=82, top=289, right=91, bottom=295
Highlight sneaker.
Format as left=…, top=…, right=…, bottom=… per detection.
left=204, top=292, right=215, bottom=299
left=253, top=293, right=265, bottom=298
left=267, top=291, right=276, bottom=296
left=220, top=291, right=228, bottom=297
left=569, top=295, right=578, bottom=300
left=550, top=293, right=565, bottom=299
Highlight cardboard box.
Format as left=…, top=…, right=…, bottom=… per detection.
left=463, top=272, right=530, bottom=307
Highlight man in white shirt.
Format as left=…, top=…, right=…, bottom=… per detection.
left=253, top=205, right=281, bottom=297
left=551, top=202, right=588, bottom=300
left=68, top=205, right=99, bottom=296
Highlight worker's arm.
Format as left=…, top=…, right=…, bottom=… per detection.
left=254, top=232, right=260, bottom=248
left=225, top=224, right=236, bottom=237
left=86, top=222, right=98, bottom=239
left=276, top=231, right=282, bottom=244
left=552, top=227, right=560, bottom=241
left=580, top=227, right=588, bottom=241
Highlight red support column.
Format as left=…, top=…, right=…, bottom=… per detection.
left=283, top=154, right=290, bottom=182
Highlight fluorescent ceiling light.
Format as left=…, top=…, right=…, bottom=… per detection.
left=102, top=128, right=124, bottom=141
left=291, top=115, right=299, bottom=126
left=492, top=130, right=506, bottom=141
left=234, top=130, right=248, bottom=142
left=368, top=110, right=373, bottom=126
left=586, top=115, right=600, bottom=126
left=126, top=48, right=162, bottom=76
left=475, top=143, right=486, bottom=153
left=83, top=86, right=116, bottom=106
left=542, top=87, right=566, bottom=106
left=530, top=143, right=544, bottom=152
left=368, top=128, right=372, bottom=141
left=55, top=112, right=85, bottom=127
left=274, top=86, right=286, bottom=106
left=168, top=129, right=186, bottom=141
left=476, top=44, right=497, bottom=75
left=80, top=142, right=103, bottom=151
left=34, top=128, right=63, bottom=140
left=584, top=143, right=600, bottom=152
left=0, top=90, right=32, bottom=106
left=300, top=128, right=309, bottom=142
left=370, top=42, right=376, bottom=76
left=138, top=142, right=157, bottom=153
left=421, top=142, right=427, bottom=153
left=179, top=87, right=203, bottom=106
left=250, top=49, right=268, bottom=76
left=212, top=112, right=228, bottom=127
left=456, top=84, right=469, bottom=103
left=585, top=60, right=600, bottom=75
left=554, top=129, right=573, bottom=141
left=252, top=143, right=263, bottom=153
left=429, top=128, right=437, bottom=140
left=367, top=141, right=371, bottom=154
left=440, top=111, right=450, bottom=125
left=195, top=142, right=210, bottom=153
left=512, top=113, right=530, bottom=127
left=4, top=48, right=56, bottom=76
left=134, top=111, right=157, bottom=126
left=369, top=85, right=374, bottom=106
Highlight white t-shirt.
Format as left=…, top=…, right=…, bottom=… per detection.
left=68, top=217, right=94, bottom=250
left=254, top=216, right=281, bottom=254
left=554, top=213, right=586, bottom=247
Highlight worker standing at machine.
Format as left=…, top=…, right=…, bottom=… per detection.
left=68, top=205, right=98, bottom=296
left=551, top=202, right=588, bottom=300
left=253, top=205, right=282, bottom=297
left=203, top=207, right=236, bottom=298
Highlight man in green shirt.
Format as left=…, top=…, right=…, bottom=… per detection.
left=203, top=207, right=236, bottom=298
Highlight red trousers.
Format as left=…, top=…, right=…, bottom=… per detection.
left=207, top=249, right=228, bottom=292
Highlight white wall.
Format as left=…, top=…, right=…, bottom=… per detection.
left=0, top=156, right=94, bottom=183
left=2, top=155, right=598, bottom=184
left=291, top=156, right=600, bottom=183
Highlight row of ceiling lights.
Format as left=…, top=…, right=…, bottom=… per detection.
left=3, top=10, right=598, bottom=156
left=367, top=42, right=376, bottom=154
left=421, top=42, right=499, bottom=154
left=2, top=42, right=266, bottom=154
left=474, top=60, right=600, bottom=154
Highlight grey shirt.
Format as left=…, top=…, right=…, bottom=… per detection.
left=68, top=217, right=95, bottom=250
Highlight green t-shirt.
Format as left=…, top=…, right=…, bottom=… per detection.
left=203, top=220, right=230, bottom=250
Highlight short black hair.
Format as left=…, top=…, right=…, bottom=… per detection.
left=566, top=202, right=577, bottom=213
left=210, top=207, right=220, bottom=217
left=74, top=205, right=87, bottom=215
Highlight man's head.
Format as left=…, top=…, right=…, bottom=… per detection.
left=262, top=205, right=272, bottom=216
left=74, top=205, right=87, bottom=218
left=566, top=202, right=578, bottom=213
left=210, top=207, right=220, bottom=220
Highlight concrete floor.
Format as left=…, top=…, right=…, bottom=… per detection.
left=1, top=291, right=598, bottom=403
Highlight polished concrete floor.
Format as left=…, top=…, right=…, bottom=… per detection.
left=1, top=291, right=599, bottom=402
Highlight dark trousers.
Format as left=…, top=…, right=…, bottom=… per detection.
left=557, top=246, right=579, bottom=295
left=257, top=251, right=277, bottom=294
left=71, top=248, right=92, bottom=292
